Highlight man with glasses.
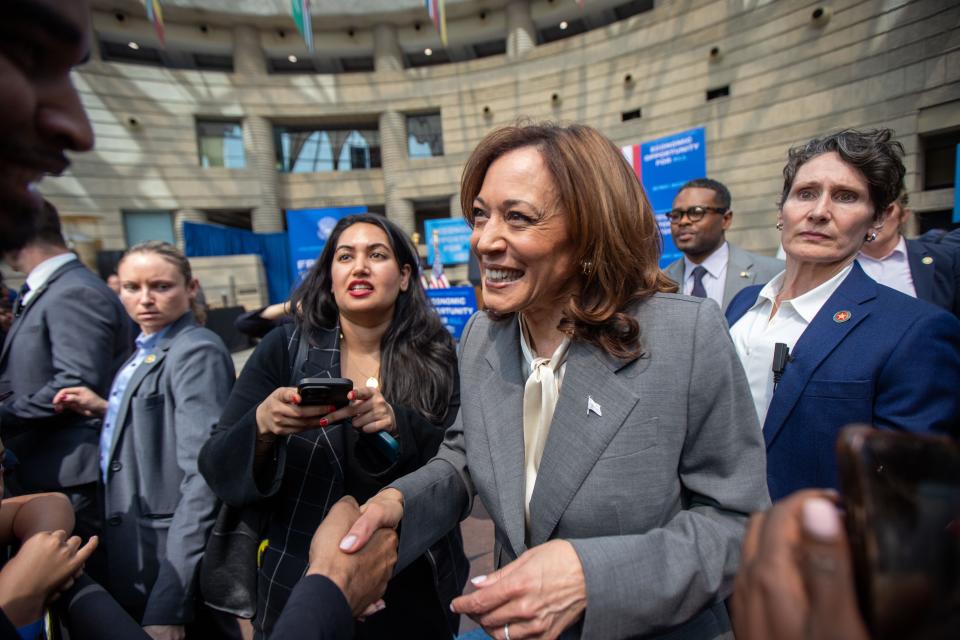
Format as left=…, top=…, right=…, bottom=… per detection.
left=664, top=178, right=783, bottom=311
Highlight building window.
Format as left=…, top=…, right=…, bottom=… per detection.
left=922, top=129, right=960, bottom=190
left=197, top=120, right=245, bottom=168
left=274, top=125, right=381, bottom=173
left=706, top=86, right=730, bottom=101
left=407, top=113, right=444, bottom=159
left=414, top=198, right=451, bottom=242
left=123, top=210, right=174, bottom=246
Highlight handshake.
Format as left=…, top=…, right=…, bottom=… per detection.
left=308, top=490, right=404, bottom=617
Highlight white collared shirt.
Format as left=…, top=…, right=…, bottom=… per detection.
left=856, top=235, right=916, bottom=297
left=23, top=252, right=78, bottom=305
left=683, top=242, right=729, bottom=307
left=729, top=263, right=853, bottom=427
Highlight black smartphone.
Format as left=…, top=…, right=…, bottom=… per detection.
left=296, top=377, right=353, bottom=408
left=836, top=424, right=960, bottom=640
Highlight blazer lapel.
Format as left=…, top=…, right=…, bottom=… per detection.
left=762, top=264, right=876, bottom=448
left=105, top=315, right=191, bottom=464
left=906, top=240, right=934, bottom=302
left=480, top=319, right=528, bottom=556
left=0, top=261, right=82, bottom=365
left=527, top=343, right=646, bottom=546
left=722, top=244, right=755, bottom=309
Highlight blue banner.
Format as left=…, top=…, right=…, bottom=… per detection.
left=285, top=206, right=365, bottom=284
left=426, top=286, right=477, bottom=340
left=954, top=144, right=959, bottom=223
left=425, top=218, right=472, bottom=266
left=624, top=127, right=707, bottom=267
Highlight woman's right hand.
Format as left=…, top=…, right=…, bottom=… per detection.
left=52, top=387, right=107, bottom=418
left=338, top=488, right=404, bottom=553
left=254, top=387, right=334, bottom=438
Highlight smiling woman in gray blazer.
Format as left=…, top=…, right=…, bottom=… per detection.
left=54, top=242, right=234, bottom=639
left=341, top=123, right=771, bottom=640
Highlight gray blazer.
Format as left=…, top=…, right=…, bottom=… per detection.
left=392, top=295, right=770, bottom=639
left=101, top=312, right=234, bottom=626
left=664, top=243, right=783, bottom=311
left=0, top=258, right=132, bottom=489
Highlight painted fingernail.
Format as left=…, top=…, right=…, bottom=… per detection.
left=471, top=575, right=487, bottom=585
left=802, top=497, right=841, bottom=541
left=319, top=418, right=329, bottom=427
left=348, top=390, right=356, bottom=400
left=339, top=535, right=357, bottom=551
left=449, top=603, right=457, bottom=612
left=292, top=394, right=301, bottom=405
left=375, top=601, right=386, bottom=611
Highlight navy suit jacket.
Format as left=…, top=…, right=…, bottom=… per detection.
left=726, top=262, right=960, bottom=500
left=906, top=238, right=960, bottom=317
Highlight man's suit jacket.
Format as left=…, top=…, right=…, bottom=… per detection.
left=100, top=312, right=234, bottom=625
left=905, top=238, right=960, bottom=316
left=392, top=296, right=770, bottom=639
left=664, top=243, right=783, bottom=311
left=0, top=258, right=132, bottom=489
left=726, top=262, right=960, bottom=501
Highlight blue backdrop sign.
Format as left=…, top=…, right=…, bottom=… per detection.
left=425, top=218, right=472, bottom=265
left=623, top=127, right=707, bottom=267
left=285, top=206, right=365, bottom=284
left=426, top=286, right=477, bottom=340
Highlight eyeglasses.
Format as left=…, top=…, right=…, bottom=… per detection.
left=665, top=206, right=728, bottom=222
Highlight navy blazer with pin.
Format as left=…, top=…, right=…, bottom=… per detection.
left=726, top=261, right=960, bottom=501
left=905, top=238, right=960, bottom=317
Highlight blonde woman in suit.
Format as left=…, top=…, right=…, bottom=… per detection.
left=342, top=124, right=770, bottom=639
left=53, top=242, right=234, bottom=640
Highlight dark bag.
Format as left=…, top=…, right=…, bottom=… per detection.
left=198, top=501, right=267, bottom=618
left=199, top=327, right=310, bottom=618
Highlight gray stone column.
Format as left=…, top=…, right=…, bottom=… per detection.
left=174, top=209, right=208, bottom=250
left=234, top=26, right=280, bottom=232
left=245, top=115, right=283, bottom=232
left=233, top=24, right=267, bottom=76
left=373, top=24, right=404, bottom=72
left=449, top=193, right=463, bottom=218
left=506, top=1, right=536, bottom=59
left=379, top=110, right=415, bottom=234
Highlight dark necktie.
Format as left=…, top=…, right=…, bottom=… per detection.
left=14, top=282, right=30, bottom=317
left=690, top=266, right=708, bottom=298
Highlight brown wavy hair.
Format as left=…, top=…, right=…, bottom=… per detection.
left=461, top=122, right=676, bottom=359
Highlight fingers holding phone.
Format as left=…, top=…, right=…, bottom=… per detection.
left=255, top=387, right=333, bottom=438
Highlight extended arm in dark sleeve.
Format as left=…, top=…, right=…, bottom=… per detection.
left=270, top=575, right=354, bottom=640
left=199, top=327, right=291, bottom=507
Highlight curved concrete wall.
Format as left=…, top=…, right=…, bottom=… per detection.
left=44, top=0, right=960, bottom=255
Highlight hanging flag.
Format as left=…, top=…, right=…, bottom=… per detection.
left=144, top=0, right=165, bottom=46
left=291, top=0, right=315, bottom=53
left=424, top=0, right=448, bottom=47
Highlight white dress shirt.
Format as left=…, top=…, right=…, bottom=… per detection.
left=683, top=241, right=728, bottom=307
left=22, top=252, right=78, bottom=306
left=856, top=235, right=916, bottom=297
left=729, top=263, right=853, bottom=427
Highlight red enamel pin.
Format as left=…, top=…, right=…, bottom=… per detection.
left=833, top=310, right=851, bottom=323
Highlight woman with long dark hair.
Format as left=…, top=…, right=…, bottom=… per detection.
left=199, top=214, right=466, bottom=639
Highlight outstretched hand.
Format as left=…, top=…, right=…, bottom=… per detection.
left=308, top=496, right=398, bottom=617
left=732, top=490, right=869, bottom=640
left=337, top=489, right=404, bottom=555
left=0, top=531, right=98, bottom=626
